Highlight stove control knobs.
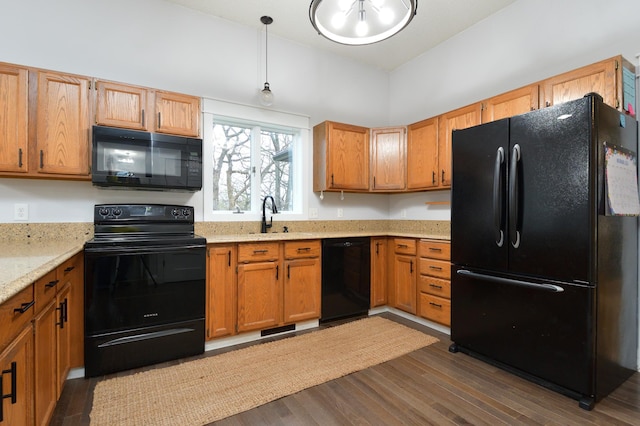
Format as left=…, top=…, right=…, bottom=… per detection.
left=113, top=208, right=122, bottom=216
left=171, top=208, right=181, bottom=218
left=98, top=207, right=110, bottom=217
left=182, top=208, right=190, bottom=217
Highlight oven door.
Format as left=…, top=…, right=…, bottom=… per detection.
left=84, top=243, right=206, bottom=335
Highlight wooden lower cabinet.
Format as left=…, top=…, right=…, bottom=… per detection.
left=33, top=299, right=57, bottom=426
left=0, top=325, right=34, bottom=426
left=206, top=244, right=237, bottom=339
left=283, top=240, right=321, bottom=323
left=237, top=260, right=281, bottom=332
left=370, top=237, right=388, bottom=307
left=417, top=239, right=452, bottom=326
left=389, top=238, right=417, bottom=314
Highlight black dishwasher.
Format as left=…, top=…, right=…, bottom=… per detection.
left=321, top=237, right=371, bottom=322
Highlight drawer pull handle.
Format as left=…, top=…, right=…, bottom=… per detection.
left=296, top=247, right=311, bottom=252
left=428, top=247, right=442, bottom=252
left=397, top=244, right=408, bottom=249
left=13, top=300, right=34, bottom=314
left=429, top=283, right=443, bottom=289
left=45, top=279, right=60, bottom=288
left=0, top=361, right=18, bottom=421
left=429, top=266, right=443, bottom=271
left=253, top=249, right=268, bottom=254
left=63, top=266, right=75, bottom=273
left=429, top=302, right=443, bottom=308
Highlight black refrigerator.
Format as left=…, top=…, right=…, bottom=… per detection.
left=450, top=94, right=638, bottom=410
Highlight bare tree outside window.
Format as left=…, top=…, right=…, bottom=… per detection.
left=212, top=120, right=294, bottom=212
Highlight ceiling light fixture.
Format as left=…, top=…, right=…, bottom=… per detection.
left=259, top=15, right=274, bottom=107
left=309, top=0, right=417, bottom=46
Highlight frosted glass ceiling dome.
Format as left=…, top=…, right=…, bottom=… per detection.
left=309, top=0, right=418, bottom=45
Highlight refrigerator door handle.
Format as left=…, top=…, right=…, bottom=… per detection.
left=509, top=144, right=521, bottom=248
left=493, top=147, right=505, bottom=247
left=457, top=269, right=565, bottom=292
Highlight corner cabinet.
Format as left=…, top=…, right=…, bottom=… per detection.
left=370, top=127, right=406, bottom=191
left=313, top=121, right=370, bottom=192
left=407, top=117, right=439, bottom=190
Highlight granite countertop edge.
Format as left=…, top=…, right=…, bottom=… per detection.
left=1, top=231, right=450, bottom=306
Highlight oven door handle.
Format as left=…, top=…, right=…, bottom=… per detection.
left=84, top=244, right=205, bottom=255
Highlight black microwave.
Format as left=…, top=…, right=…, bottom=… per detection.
left=91, top=126, right=203, bottom=191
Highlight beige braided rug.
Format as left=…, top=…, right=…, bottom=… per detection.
left=90, top=316, right=438, bottom=425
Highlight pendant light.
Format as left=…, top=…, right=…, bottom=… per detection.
left=309, top=0, right=417, bottom=45
left=259, top=15, right=274, bottom=107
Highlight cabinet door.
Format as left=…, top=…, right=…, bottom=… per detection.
left=34, top=299, right=57, bottom=426
left=326, top=121, right=370, bottom=191
left=407, top=117, right=438, bottom=190
left=541, top=57, right=616, bottom=109
left=237, top=261, right=280, bottom=332
left=0, top=325, right=34, bottom=426
left=438, top=103, right=482, bottom=188
left=370, top=127, right=406, bottom=191
left=370, top=237, right=388, bottom=307
left=36, top=71, right=90, bottom=176
left=154, top=90, right=200, bottom=137
left=56, top=282, right=71, bottom=396
left=95, top=80, right=149, bottom=130
left=390, top=254, right=416, bottom=314
left=283, top=258, right=321, bottom=323
left=482, top=85, right=539, bottom=123
left=0, top=63, right=28, bottom=173
left=206, top=245, right=237, bottom=339
left=63, top=253, right=84, bottom=369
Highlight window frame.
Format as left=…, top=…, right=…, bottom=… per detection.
left=202, top=98, right=310, bottom=223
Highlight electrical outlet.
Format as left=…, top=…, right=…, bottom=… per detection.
left=14, top=203, right=28, bottom=221
left=337, top=208, right=343, bottom=218
left=309, top=208, right=318, bottom=219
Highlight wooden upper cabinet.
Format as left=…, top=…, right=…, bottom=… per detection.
left=154, top=90, right=201, bottom=137
left=313, top=121, right=370, bottom=192
left=36, top=70, right=91, bottom=176
left=370, top=126, right=406, bottom=191
left=95, top=80, right=149, bottom=131
left=0, top=63, right=29, bottom=173
left=438, top=103, right=482, bottom=188
left=482, top=84, right=539, bottom=123
left=541, top=56, right=633, bottom=111
left=407, top=117, right=439, bottom=190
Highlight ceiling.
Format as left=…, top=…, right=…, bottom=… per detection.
left=162, top=0, right=517, bottom=71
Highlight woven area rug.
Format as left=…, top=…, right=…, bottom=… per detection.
left=89, top=316, right=438, bottom=425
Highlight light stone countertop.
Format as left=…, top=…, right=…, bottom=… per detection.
left=0, top=223, right=450, bottom=306
left=0, top=240, right=85, bottom=305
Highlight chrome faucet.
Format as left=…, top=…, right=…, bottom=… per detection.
left=261, top=195, right=279, bottom=233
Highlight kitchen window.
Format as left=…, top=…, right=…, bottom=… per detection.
left=211, top=119, right=296, bottom=212
left=201, top=98, right=310, bottom=220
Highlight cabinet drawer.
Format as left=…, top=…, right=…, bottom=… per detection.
left=418, top=240, right=450, bottom=260
left=238, top=242, right=280, bottom=262
left=419, top=293, right=451, bottom=327
left=419, top=258, right=450, bottom=279
left=418, top=276, right=451, bottom=299
left=0, top=284, right=34, bottom=348
left=34, top=269, right=58, bottom=309
left=393, top=238, right=416, bottom=255
left=58, top=253, right=82, bottom=285
left=284, top=240, right=321, bottom=259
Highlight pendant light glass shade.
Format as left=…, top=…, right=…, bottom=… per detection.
left=259, top=16, right=274, bottom=106
left=309, top=0, right=417, bottom=45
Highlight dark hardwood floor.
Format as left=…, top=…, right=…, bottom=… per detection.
left=50, top=313, right=640, bottom=425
